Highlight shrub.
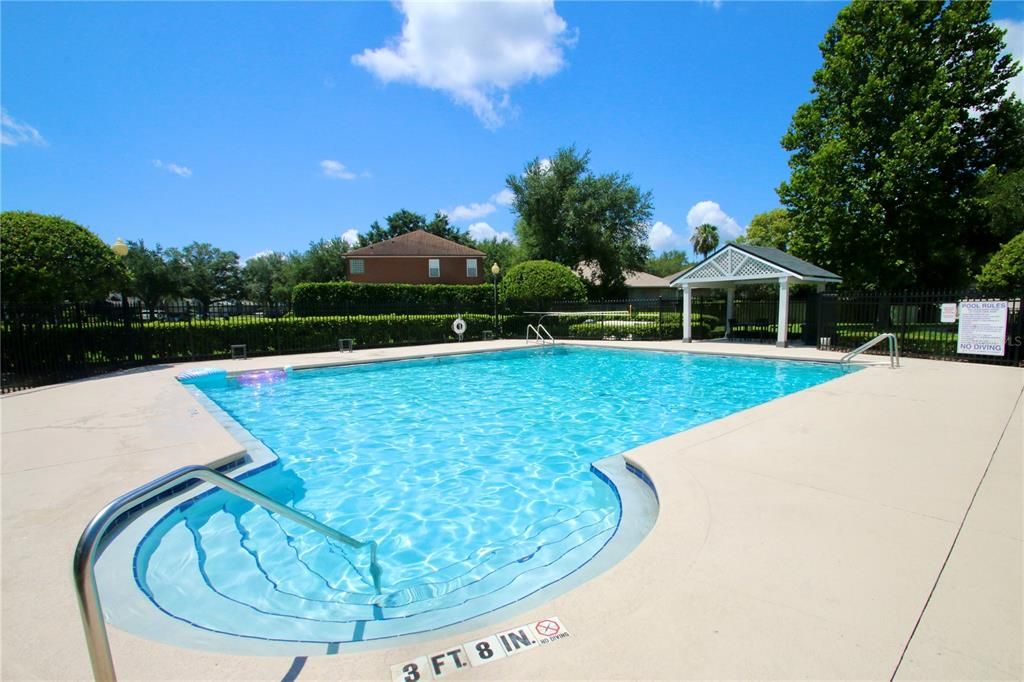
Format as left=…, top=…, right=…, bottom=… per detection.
left=499, top=260, right=586, bottom=309
left=976, top=231, right=1024, bottom=290
left=0, top=211, right=127, bottom=304
left=293, top=282, right=492, bottom=316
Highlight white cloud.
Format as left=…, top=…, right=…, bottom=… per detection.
left=491, top=188, right=515, bottom=206
left=341, top=229, right=360, bottom=246
left=686, top=200, right=745, bottom=241
left=519, top=157, right=552, bottom=177
left=996, top=19, right=1023, bottom=101
left=352, top=1, right=573, bottom=128
left=152, top=159, right=192, bottom=178
left=241, top=249, right=274, bottom=266
left=648, top=220, right=686, bottom=253
left=0, top=109, right=46, bottom=147
left=468, top=221, right=515, bottom=242
left=446, top=202, right=496, bottom=222
left=321, top=159, right=357, bottom=180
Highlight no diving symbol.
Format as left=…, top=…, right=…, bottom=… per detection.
left=535, top=619, right=560, bottom=637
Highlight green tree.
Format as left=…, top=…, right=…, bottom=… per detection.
left=644, top=250, right=690, bottom=277
left=293, top=237, right=350, bottom=282
left=167, top=242, right=243, bottom=310
left=690, top=223, right=720, bottom=260
left=359, top=210, right=473, bottom=247
left=0, top=211, right=127, bottom=304
left=243, top=252, right=293, bottom=305
left=506, top=146, right=654, bottom=295
left=123, top=240, right=180, bottom=309
left=778, top=0, right=1024, bottom=289
left=474, top=237, right=526, bottom=274
left=976, top=231, right=1024, bottom=290
left=977, top=167, right=1024, bottom=244
left=736, top=209, right=793, bottom=251
left=499, top=260, right=586, bottom=307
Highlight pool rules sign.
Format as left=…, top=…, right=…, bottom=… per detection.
left=390, top=617, right=570, bottom=681
left=957, top=301, right=1008, bottom=357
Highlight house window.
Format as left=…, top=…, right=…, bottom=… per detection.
left=466, top=258, right=478, bottom=278
left=428, top=258, right=440, bottom=278
left=350, top=259, right=365, bottom=275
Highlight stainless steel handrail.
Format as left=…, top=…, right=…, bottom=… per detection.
left=528, top=323, right=552, bottom=346
left=526, top=323, right=554, bottom=344
left=840, top=332, right=900, bottom=370
left=73, top=464, right=382, bottom=681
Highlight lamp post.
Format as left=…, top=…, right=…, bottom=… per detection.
left=491, top=262, right=501, bottom=338
left=111, top=238, right=131, bottom=362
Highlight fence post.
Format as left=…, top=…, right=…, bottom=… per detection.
left=899, top=290, right=909, bottom=353
left=186, top=303, right=195, bottom=359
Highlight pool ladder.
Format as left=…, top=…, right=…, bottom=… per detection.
left=73, top=464, right=382, bottom=682
left=526, top=323, right=555, bottom=345
left=839, top=332, right=900, bottom=371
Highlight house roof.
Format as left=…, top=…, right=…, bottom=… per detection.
left=624, top=271, right=674, bottom=288
left=344, top=230, right=485, bottom=258
left=670, top=243, right=841, bottom=286
left=575, top=261, right=674, bottom=288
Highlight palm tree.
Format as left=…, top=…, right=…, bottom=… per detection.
left=690, top=223, right=720, bottom=260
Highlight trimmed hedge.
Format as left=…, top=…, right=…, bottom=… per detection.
left=565, top=313, right=717, bottom=340
left=293, top=282, right=492, bottom=316
left=1, top=314, right=495, bottom=373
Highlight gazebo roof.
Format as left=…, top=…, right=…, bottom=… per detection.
left=669, top=243, right=841, bottom=287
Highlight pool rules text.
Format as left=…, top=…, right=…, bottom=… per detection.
left=390, top=617, right=570, bottom=681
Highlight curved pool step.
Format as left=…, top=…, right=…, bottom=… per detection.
left=145, top=506, right=617, bottom=642
left=194, top=506, right=616, bottom=622
left=379, top=509, right=617, bottom=611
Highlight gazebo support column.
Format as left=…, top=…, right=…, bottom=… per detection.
left=776, top=276, right=790, bottom=347
left=725, top=287, right=735, bottom=337
left=682, top=284, right=692, bottom=343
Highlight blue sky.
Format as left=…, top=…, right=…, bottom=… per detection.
left=2, top=1, right=1022, bottom=262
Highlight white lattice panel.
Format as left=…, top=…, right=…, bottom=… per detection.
left=679, top=246, right=788, bottom=283
left=734, top=256, right=778, bottom=277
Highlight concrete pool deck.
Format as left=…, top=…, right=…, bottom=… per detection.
left=1, top=339, right=1021, bottom=680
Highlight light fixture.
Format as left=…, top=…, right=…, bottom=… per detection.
left=111, top=238, right=129, bottom=257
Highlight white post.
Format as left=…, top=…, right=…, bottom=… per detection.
left=777, top=276, right=790, bottom=348
left=682, top=284, right=692, bottom=343
left=725, top=287, right=735, bottom=337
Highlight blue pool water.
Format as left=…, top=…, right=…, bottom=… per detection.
left=137, top=347, right=849, bottom=645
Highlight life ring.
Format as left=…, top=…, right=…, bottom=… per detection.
left=452, top=317, right=467, bottom=335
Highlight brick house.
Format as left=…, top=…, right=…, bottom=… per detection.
left=343, top=230, right=487, bottom=285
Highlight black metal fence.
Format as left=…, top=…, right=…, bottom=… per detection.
left=0, top=300, right=496, bottom=394
left=2, top=289, right=1021, bottom=393
left=817, top=290, right=1024, bottom=366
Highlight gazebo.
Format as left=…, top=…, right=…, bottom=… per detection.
left=669, top=243, right=842, bottom=347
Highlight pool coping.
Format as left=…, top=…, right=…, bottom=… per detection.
left=2, top=338, right=1020, bottom=680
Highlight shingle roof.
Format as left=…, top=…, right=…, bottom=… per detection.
left=344, top=230, right=485, bottom=257
left=575, top=261, right=676, bottom=288
left=624, top=271, right=674, bottom=288
left=730, top=243, right=840, bottom=279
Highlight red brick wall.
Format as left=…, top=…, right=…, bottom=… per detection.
left=346, top=256, right=485, bottom=285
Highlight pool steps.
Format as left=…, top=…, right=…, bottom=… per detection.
left=143, top=504, right=617, bottom=642
left=97, top=452, right=658, bottom=654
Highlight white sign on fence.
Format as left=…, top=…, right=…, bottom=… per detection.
left=940, top=303, right=957, bottom=323
left=957, top=300, right=1008, bottom=356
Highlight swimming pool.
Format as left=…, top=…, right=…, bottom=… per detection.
left=124, top=346, right=850, bottom=651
